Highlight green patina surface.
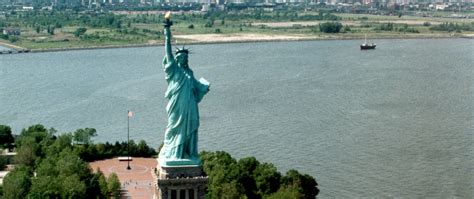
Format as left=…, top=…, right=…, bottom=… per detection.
left=158, top=18, right=210, bottom=167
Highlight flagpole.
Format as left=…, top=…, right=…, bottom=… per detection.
left=127, top=110, right=131, bottom=170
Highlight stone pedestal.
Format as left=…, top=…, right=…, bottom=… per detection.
left=154, top=163, right=208, bottom=199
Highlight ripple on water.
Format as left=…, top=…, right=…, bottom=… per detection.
left=1, top=39, right=473, bottom=198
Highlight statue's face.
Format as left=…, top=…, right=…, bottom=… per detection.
left=176, top=53, right=189, bottom=68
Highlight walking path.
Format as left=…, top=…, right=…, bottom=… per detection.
left=0, top=41, right=24, bottom=50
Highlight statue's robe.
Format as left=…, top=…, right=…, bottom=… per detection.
left=159, top=57, right=209, bottom=163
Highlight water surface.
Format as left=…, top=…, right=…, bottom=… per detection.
left=1, top=39, right=473, bottom=198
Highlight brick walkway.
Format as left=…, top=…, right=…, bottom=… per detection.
left=90, top=157, right=158, bottom=199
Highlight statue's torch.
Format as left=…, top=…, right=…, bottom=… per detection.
left=163, top=11, right=173, bottom=27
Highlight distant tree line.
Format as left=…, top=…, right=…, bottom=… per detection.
left=0, top=9, right=340, bottom=31
left=375, top=23, right=419, bottom=33
left=202, top=10, right=340, bottom=22
left=56, top=126, right=157, bottom=162
left=429, top=22, right=474, bottom=32
left=200, top=151, right=319, bottom=199
left=1, top=11, right=128, bottom=30
left=75, top=139, right=157, bottom=162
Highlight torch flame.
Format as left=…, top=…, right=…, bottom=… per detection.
left=165, top=11, right=171, bottom=20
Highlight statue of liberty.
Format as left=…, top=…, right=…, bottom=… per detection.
left=158, top=12, right=210, bottom=167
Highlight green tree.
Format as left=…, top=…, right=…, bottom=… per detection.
left=137, top=140, right=150, bottom=156
left=379, top=23, right=394, bottom=31
left=2, top=165, right=32, bottom=199
left=237, top=157, right=259, bottom=198
left=13, top=140, right=37, bottom=167
left=74, top=27, right=87, bottom=37
left=343, top=25, right=351, bottom=32
left=14, top=125, right=55, bottom=167
left=0, top=125, right=14, bottom=146
left=47, top=25, right=55, bottom=35
left=201, top=151, right=242, bottom=198
left=219, top=181, right=241, bottom=199
left=86, top=168, right=103, bottom=198
left=319, top=22, right=342, bottom=33
left=266, top=185, right=302, bottom=199
left=54, top=22, right=62, bottom=28
left=56, top=149, right=91, bottom=179
left=200, top=151, right=319, bottom=198
left=20, top=124, right=47, bottom=137
left=204, top=20, right=214, bottom=28
left=281, top=170, right=319, bottom=199
left=0, top=155, right=8, bottom=171
left=61, top=174, right=87, bottom=198
left=114, top=20, right=122, bottom=29
left=46, top=133, right=72, bottom=156
left=35, top=156, right=59, bottom=177
left=8, top=36, right=18, bottom=43
left=30, top=148, right=91, bottom=198
left=16, top=124, right=52, bottom=148
left=4, top=124, right=120, bottom=198
left=28, top=175, right=61, bottom=198
left=253, top=163, right=281, bottom=196
left=0, top=184, right=4, bottom=197
left=107, top=173, right=121, bottom=198
left=97, top=169, right=109, bottom=198
left=73, top=128, right=97, bottom=144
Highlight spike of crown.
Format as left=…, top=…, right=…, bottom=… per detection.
left=175, top=46, right=189, bottom=54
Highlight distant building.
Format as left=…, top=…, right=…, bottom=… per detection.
left=3, top=27, right=21, bottom=36
left=41, top=6, right=54, bottom=10
left=435, top=4, right=449, bottom=10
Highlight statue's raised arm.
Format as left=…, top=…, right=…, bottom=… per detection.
left=163, top=11, right=174, bottom=64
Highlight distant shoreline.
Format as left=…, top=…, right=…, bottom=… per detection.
left=1, top=33, right=472, bottom=54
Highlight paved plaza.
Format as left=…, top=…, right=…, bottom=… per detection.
left=90, top=157, right=158, bottom=199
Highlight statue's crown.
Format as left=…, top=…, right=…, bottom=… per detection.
left=175, top=46, right=189, bottom=54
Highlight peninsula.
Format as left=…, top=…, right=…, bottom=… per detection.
left=1, top=10, right=473, bottom=52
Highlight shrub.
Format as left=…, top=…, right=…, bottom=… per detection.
left=343, top=25, right=351, bottom=32
left=204, top=20, right=213, bottom=28
left=73, top=27, right=87, bottom=37
left=8, top=36, right=18, bottom=43
left=319, top=22, right=342, bottom=33
left=378, top=23, right=394, bottom=31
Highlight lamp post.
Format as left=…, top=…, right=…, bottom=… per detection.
left=127, top=110, right=132, bottom=170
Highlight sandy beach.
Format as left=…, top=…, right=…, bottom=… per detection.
left=174, top=33, right=320, bottom=43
